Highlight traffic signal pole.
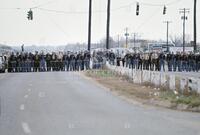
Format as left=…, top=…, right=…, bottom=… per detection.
left=194, top=0, right=197, bottom=52
left=88, top=0, right=92, bottom=51
left=106, top=0, right=111, bottom=50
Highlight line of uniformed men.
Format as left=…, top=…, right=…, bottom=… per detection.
left=8, top=51, right=91, bottom=72
left=113, top=52, right=200, bottom=72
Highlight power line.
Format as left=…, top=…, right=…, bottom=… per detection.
left=140, top=0, right=182, bottom=7
left=0, top=7, right=25, bottom=10
left=0, top=0, right=57, bottom=10
left=0, top=0, right=183, bottom=15
left=41, top=0, right=183, bottom=14
left=37, top=8, right=88, bottom=14
left=113, top=6, right=170, bottom=39
left=111, top=0, right=183, bottom=11
left=135, top=7, right=161, bottom=31
left=31, top=0, right=57, bottom=9
left=41, top=12, right=70, bottom=40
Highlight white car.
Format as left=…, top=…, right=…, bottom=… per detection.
left=0, top=56, right=6, bottom=73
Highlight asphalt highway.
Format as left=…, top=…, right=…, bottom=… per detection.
left=0, top=72, right=200, bottom=135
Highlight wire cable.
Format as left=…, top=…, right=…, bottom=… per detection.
left=36, top=0, right=183, bottom=15
left=0, top=0, right=57, bottom=10
left=37, top=8, right=88, bottom=14
left=40, top=11, right=70, bottom=40
left=139, top=0, right=182, bottom=7
left=31, top=0, right=57, bottom=9
left=135, top=7, right=162, bottom=31
left=0, top=0, right=183, bottom=14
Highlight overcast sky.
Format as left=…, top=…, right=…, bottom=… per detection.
left=0, top=0, right=199, bottom=46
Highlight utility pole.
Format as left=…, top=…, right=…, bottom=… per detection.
left=194, top=0, right=197, bottom=52
left=21, top=44, right=24, bottom=52
left=163, top=21, right=172, bottom=52
left=180, top=8, right=189, bottom=53
left=124, top=27, right=129, bottom=48
left=133, top=33, right=137, bottom=50
left=117, top=34, right=120, bottom=48
left=88, top=0, right=92, bottom=51
left=106, top=0, right=111, bottom=50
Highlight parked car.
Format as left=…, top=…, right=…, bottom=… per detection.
left=0, top=56, right=6, bottom=73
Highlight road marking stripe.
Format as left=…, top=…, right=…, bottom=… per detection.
left=20, top=104, right=25, bottom=110
left=28, top=88, right=31, bottom=92
left=39, top=92, right=46, bottom=98
left=24, top=95, right=29, bottom=98
left=0, top=97, right=1, bottom=117
left=22, top=122, right=31, bottom=134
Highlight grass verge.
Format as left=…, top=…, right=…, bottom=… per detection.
left=85, top=69, right=200, bottom=112
left=160, top=91, right=200, bottom=107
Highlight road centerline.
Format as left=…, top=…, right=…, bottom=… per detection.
left=22, top=122, right=31, bottom=134
left=20, top=104, right=25, bottom=111
left=24, top=95, right=29, bottom=99
left=39, top=92, right=46, bottom=98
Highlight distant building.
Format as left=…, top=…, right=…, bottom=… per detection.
left=147, top=42, right=175, bottom=52
left=169, top=47, right=194, bottom=54
left=0, top=44, right=13, bottom=55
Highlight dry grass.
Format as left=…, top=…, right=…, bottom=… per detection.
left=85, top=69, right=200, bottom=111
left=85, top=70, right=159, bottom=101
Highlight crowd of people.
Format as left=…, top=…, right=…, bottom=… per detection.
left=7, top=51, right=91, bottom=72
left=6, top=49, right=200, bottom=73
left=111, top=51, right=200, bottom=72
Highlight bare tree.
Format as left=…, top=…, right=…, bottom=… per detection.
left=170, top=34, right=191, bottom=46
left=100, top=37, right=116, bottom=48
left=170, top=35, right=182, bottom=46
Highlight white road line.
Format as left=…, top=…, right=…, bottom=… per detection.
left=39, top=92, right=46, bottom=98
left=0, top=76, right=4, bottom=79
left=20, top=104, right=25, bottom=110
left=29, top=84, right=33, bottom=87
left=28, top=88, right=31, bottom=92
left=22, top=122, right=31, bottom=134
left=124, top=122, right=131, bottom=129
left=24, top=95, right=29, bottom=99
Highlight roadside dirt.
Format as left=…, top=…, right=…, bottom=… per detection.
left=84, top=72, right=166, bottom=107
left=84, top=71, right=200, bottom=112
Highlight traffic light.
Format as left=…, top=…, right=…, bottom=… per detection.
left=27, top=9, right=33, bottom=20
left=136, top=2, right=139, bottom=16
left=163, top=5, right=166, bottom=15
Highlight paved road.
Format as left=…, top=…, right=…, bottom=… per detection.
left=0, top=72, right=200, bottom=135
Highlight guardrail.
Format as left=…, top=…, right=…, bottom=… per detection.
left=107, top=63, right=200, bottom=94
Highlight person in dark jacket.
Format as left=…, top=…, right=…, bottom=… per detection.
left=34, top=51, right=40, bottom=72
